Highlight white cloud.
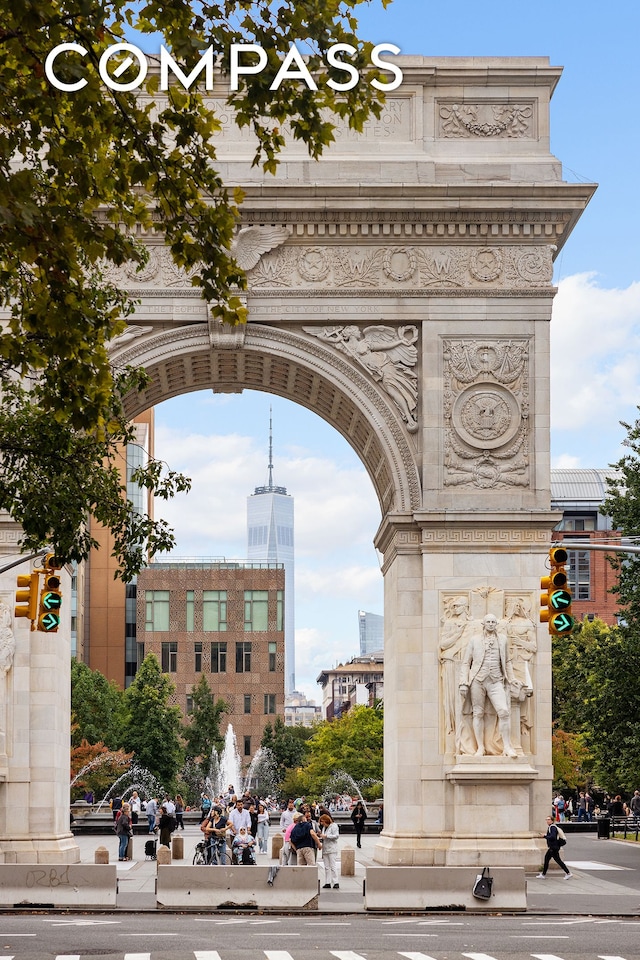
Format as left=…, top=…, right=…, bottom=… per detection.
left=552, top=274, right=640, bottom=432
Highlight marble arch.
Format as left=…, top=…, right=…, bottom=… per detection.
left=0, top=57, right=595, bottom=866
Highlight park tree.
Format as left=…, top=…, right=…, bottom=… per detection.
left=182, top=674, right=228, bottom=777
left=0, top=0, right=392, bottom=576
left=261, top=716, right=312, bottom=783
left=70, top=739, right=132, bottom=802
left=70, top=658, right=126, bottom=748
left=120, top=653, right=184, bottom=789
left=302, top=704, right=383, bottom=796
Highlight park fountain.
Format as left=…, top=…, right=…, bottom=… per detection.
left=323, top=770, right=370, bottom=813
left=70, top=751, right=129, bottom=789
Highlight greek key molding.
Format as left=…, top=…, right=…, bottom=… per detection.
left=422, top=529, right=549, bottom=545
left=443, top=338, right=531, bottom=490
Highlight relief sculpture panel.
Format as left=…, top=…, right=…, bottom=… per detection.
left=439, top=589, right=537, bottom=758
left=443, top=338, right=530, bottom=489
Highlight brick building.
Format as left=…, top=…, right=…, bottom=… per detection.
left=136, top=560, right=285, bottom=759
left=551, top=468, right=622, bottom=626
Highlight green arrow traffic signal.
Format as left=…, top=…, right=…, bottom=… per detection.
left=41, top=591, right=62, bottom=611
left=39, top=611, right=60, bottom=632
left=550, top=612, right=576, bottom=635
left=549, top=589, right=572, bottom=611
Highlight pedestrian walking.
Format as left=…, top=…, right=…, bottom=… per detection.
left=350, top=800, right=367, bottom=848
left=536, top=815, right=572, bottom=878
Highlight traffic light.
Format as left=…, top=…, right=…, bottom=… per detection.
left=37, top=554, right=62, bottom=633
left=15, top=572, right=40, bottom=627
left=540, top=546, right=575, bottom=635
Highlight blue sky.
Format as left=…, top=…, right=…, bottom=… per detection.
left=153, top=0, right=640, bottom=700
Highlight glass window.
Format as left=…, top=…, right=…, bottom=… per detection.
left=276, top=590, right=284, bottom=631
left=567, top=549, right=591, bottom=600
left=186, top=695, right=193, bottom=714
left=145, top=590, right=170, bottom=631
left=203, top=590, right=227, bottom=632
left=194, top=641, right=202, bottom=672
left=243, top=735, right=251, bottom=757
left=244, top=694, right=252, bottom=714
left=244, top=591, right=269, bottom=631
left=211, top=641, right=227, bottom=674
left=236, top=641, right=252, bottom=673
left=268, top=641, right=277, bottom=672
left=161, top=641, right=177, bottom=672
left=186, top=590, right=194, bottom=632
left=264, top=694, right=276, bottom=714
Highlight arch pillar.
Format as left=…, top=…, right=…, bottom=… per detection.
left=374, top=511, right=556, bottom=867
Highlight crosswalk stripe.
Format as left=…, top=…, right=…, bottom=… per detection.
left=194, top=953, right=223, bottom=960
left=399, top=952, right=440, bottom=960
left=462, top=954, right=500, bottom=960
left=264, top=953, right=295, bottom=960
left=598, top=956, right=629, bottom=959
left=531, top=955, right=568, bottom=959
left=124, top=955, right=151, bottom=960
left=330, top=953, right=368, bottom=960
left=56, top=956, right=80, bottom=960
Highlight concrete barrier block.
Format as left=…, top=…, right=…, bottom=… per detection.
left=171, top=835, right=184, bottom=860
left=94, top=847, right=109, bottom=864
left=156, top=865, right=318, bottom=910
left=0, top=864, right=117, bottom=908
left=365, top=866, right=526, bottom=912
left=271, top=833, right=283, bottom=860
left=157, top=845, right=171, bottom=865
left=341, top=846, right=355, bottom=876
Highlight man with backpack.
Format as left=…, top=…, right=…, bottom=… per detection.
left=289, top=809, right=322, bottom=866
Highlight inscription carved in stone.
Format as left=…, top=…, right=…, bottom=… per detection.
left=443, top=339, right=530, bottom=489
left=303, top=325, right=419, bottom=432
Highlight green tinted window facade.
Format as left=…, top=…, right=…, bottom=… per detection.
left=145, top=591, right=170, bottom=632
left=244, top=591, right=269, bottom=631
left=203, top=591, right=227, bottom=632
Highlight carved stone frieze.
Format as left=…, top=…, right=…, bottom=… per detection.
left=438, top=101, right=535, bottom=139
left=98, top=241, right=553, bottom=292
left=248, top=245, right=553, bottom=291
left=303, top=325, right=419, bottom=433
left=443, top=338, right=530, bottom=489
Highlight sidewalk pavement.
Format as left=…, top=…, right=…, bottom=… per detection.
left=76, top=826, right=640, bottom=915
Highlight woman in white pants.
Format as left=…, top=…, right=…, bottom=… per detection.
left=319, top=813, right=340, bottom=889
left=256, top=802, right=270, bottom=854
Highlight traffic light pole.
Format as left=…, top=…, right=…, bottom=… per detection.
left=558, top=540, right=640, bottom=555
left=0, top=551, right=47, bottom=575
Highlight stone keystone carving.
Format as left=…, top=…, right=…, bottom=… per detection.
left=304, top=325, right=419, bottom=432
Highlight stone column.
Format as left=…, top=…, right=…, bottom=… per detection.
left=0, top=562, right=79, bottom=863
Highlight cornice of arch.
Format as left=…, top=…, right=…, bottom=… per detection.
left=114, top=322, right=421, bottom=515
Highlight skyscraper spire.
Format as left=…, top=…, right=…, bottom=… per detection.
left=268, top=405, right=274, bottom=491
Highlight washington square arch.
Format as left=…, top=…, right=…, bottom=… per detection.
left=0, top=57, right=595, bottom=867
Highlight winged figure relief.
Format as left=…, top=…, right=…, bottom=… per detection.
left=304, top=324, right=419, bottom=432
left=231, top=226, right=290, bottom=272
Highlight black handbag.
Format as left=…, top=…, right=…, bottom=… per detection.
left=472, top=866, right=493, bottom=900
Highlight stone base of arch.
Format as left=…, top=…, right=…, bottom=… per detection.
left=0, top=837, right=81, bottom=865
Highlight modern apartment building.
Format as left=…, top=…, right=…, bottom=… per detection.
left=358, top=609, right=384, bottom=656
left=136, top=560, right=286, bottom=757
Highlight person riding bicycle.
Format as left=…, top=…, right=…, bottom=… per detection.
left=201, top=805, right=230, bottom=864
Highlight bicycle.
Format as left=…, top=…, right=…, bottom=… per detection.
left=193, top=838, right=230, bottom=865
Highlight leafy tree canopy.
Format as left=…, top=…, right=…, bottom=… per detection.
left=602, top=411, right=640, bottom=622
left=0, top=0, right=390, bottom=575
left=261, top=716, right=312, bottom=783
left=182, top=673, right=228, bottom=776
left=120, top=652, right=184, bottom=789
left=302, top=704, right=383, bottom=795
left=71, top=657, right=126, bottom=747
left=70, top=739, right=132, bottom=802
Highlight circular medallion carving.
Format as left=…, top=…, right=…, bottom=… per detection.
left=382, top=247, right=417, bottom=283
left=452, top=382, right=520, bottom=449
left=123, top=248, right=161, bottom=282
left=514, top=249, right=548, bottom=283
left=297, top=247, right=330, bottom=282
left=470, top=247, right=503, bottom=282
